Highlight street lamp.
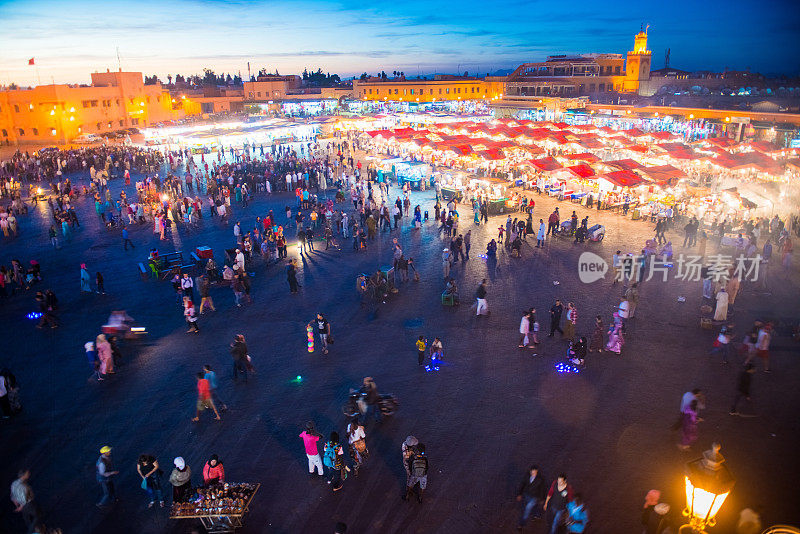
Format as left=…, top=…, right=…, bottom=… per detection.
left=681, top=443, right=735, bottom=533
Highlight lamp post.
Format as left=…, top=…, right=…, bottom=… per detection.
left=680, top=443, right=735, bottom=533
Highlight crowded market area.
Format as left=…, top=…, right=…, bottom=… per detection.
left=0, top=104, right=799, bottom=534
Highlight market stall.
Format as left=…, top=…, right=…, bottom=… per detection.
left=170, top=483, right=260, bottom=533
left=395, top=161, right=431, bottom=190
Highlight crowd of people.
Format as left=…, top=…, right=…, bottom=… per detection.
left=1, top=131, right=797, bottom=534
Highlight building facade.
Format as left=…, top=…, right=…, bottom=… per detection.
left=505, top=29, right=651, bottom=98
left=0, top=70, right=182, bottom=145
left=352, top=75, right=503, bottom=103
left=243, top=75, right=302, bottom=101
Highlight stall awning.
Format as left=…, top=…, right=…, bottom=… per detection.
left=477, top=149, right=506, bottom=161
left=366, top=129, right=393, bottom=138
left=567, top=164, right=596, bottom=179
left=606, top=158, right=645, bottom=171
left=709, top=154, right=749, bottom=170
left=563, top=152, right=601, bottom=163
left=602, top=169, right=644, bottom=188
left=449, top=145, right=472, bottom=156
left=748, top=141, right=781, bottom=154
left=650, top=131, right=678, bottom=141
left=787, top=158, right=800, bottom=171
left=737, top=151, right=783, bottom=174
left=578, top=138, right=603, bottom=149
left=640, top=164, right=686, bottom=185
left=626, top=145, right=648, bottom=154
left=623, top=128, right=647, bottom=138
left=707, top=137, right=737, bottom=149
left=523, top=145, right=545, bottom=155
left=531, top=157, right=562, bottom=172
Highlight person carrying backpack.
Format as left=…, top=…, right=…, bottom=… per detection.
left=322, top=432, right=349, bottom=491
left=403, top=443, right=428, bottom=503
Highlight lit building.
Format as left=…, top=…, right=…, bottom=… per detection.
left=0, top=70, right=183, bottom=145
left=243, top=75, right=302, bottom=101
left=622, top=27, right=652, bottom=93
left=352, top=75, right=503, bottom=103
left=504, top=28, right=651, bottom=97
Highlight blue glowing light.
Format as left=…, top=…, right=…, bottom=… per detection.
left=425, top=355, right=443, bottom=372
left=555, top=362, right=582, bottom=374
left=27, top=312, right=43, bottom=320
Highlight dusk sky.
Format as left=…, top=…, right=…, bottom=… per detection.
left=1, top=0, right=798, bottom=87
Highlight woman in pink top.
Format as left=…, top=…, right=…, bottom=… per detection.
left=96, top=334, right=113, bottom=377
left=299, top=421, right=324, bottom=476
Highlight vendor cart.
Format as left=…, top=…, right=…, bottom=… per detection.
left=170, top=483, right=260, bottom=534
left=587, top=224, right=605, bottom=242
left=487, top=198, right=509, bottom=215
left=440, top=187, right=463, bottom=202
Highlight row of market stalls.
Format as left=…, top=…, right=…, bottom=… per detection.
left=140, top=118, right=320, bottom=152
left=338, top=114, right=800, bottom=223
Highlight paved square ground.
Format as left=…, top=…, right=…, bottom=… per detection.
left=0, top=155, right=798, bottom=534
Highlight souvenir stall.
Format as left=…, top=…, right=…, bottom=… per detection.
left=633, top=165, right=687, bottom=220
left=395, top=161, right=431, bottom=190
left=435, top=171, right=510, bottom=213
left=596, top=170, right=645, bottom=211
left=170, top=483, right=260, bottom=533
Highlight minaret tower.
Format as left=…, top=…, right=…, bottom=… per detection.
left=624, top=25, right=652, bottom=94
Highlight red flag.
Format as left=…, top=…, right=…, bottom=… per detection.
left=28, top=58, right=35, bottom=65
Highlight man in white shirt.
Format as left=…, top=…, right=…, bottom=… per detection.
left=181, top=273, right=195, bottom=301
left=11, top=469, right=39, bottom=530
left=756, top=325, right=772, bottom=372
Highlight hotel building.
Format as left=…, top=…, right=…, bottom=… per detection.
left=0, top=70, right=182, bottom=145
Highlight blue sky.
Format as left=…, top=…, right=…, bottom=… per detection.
left=1, top=0, right=798, bottom=86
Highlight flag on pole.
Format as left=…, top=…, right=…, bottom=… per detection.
left=28, top=58, right=35, bottom=65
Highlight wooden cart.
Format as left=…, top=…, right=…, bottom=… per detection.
left=170, top=483, right=260, bottom=534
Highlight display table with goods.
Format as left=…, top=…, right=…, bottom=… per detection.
left=170, top=483, right=260, bottom=533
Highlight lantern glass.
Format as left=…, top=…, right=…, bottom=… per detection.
left=684, top=476, right=730, bottom=524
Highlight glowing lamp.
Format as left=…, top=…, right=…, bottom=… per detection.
left=160, top=194, right=169, bottom=202
left=26, top=312, right=43, bottom=320
left=689, top=114, right=694, bottom=119
left=682, top=443, right=734, bottom=533
left=50, top=110, right=55, bottom=116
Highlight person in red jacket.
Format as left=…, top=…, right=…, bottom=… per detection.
left=547, top=208, right=560, bottom=236
left=202, top=454, right=225, bottom=486
left=543, top=473, right=574, bottom=534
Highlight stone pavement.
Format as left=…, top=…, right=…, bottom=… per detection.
left=0, top=163, right=798, bottom=534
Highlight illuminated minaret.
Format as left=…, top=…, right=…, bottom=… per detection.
left=624, top=25, right=652, bottom=93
